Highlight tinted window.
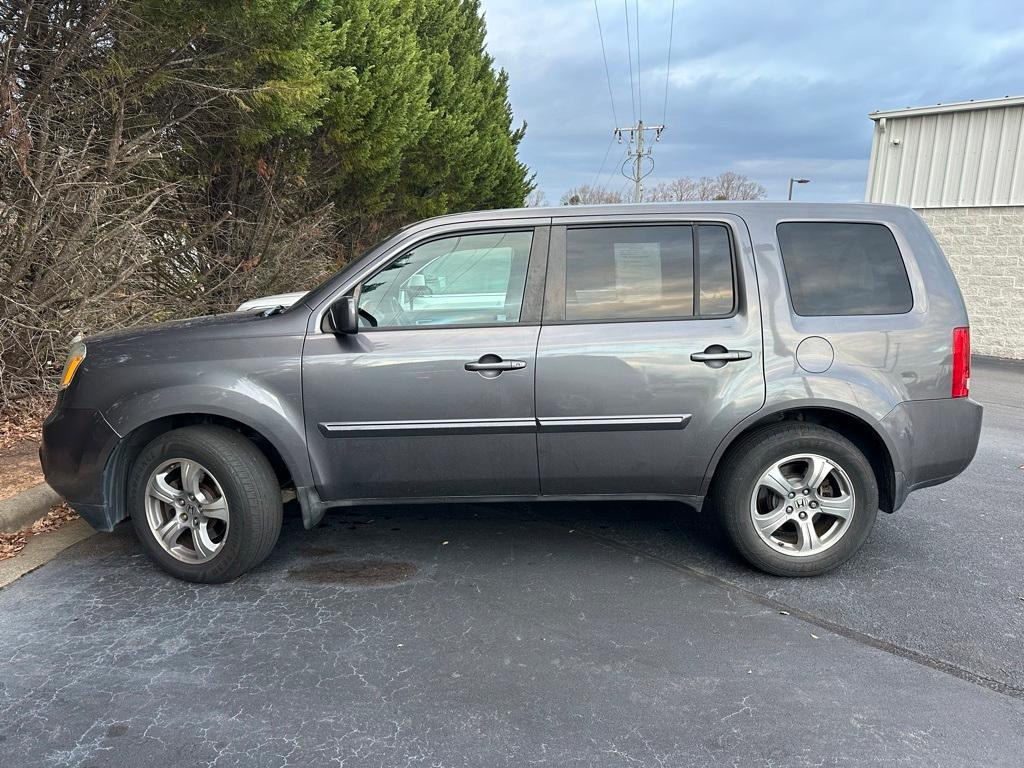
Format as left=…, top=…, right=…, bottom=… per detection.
left=564, top=225, right=734, bottom=321
left=697, top=225, right=734, bottom=315
left=358, top=230, right=533, bottom=328
left=777, top=222, right=913, bottom=316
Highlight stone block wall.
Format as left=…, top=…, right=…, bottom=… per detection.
left=918, top=206, right=1024, bottom=360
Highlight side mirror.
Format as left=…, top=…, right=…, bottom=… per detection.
left=326, top=295, right=358, bottom=335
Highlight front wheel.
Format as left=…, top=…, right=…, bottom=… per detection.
left=128, top=425, right=283, bottom=583
left=712, top=423, right=878, bottom=577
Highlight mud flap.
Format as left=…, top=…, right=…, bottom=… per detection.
left=296, top=485, right=327, bottom=529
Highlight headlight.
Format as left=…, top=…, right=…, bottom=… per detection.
left=59, top=340, right=87, bottom=390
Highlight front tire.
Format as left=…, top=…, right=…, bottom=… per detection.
left=712, top=423, right=878, bottom=577
left=128, top=425, right=282, bottom=583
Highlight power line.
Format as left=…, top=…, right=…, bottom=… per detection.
left=609, top=145, right=631, bottom=190
left=593, top=0, right=619, bottom=127
left=623, top=0, right=636, bottom=123
left=591, top=132, right=617, bottom=189
left=594, top=1, right=669, bottom=203
left=662, top=0, right=676, bottom=125
left=595, top=141, right=628, bottom=193
left=634, top=0, right=642, bottom=120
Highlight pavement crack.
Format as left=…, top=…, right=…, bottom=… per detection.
left=569, top=523, right=1024, bottom=700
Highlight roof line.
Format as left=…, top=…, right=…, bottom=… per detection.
left=869, top=95, right=1024, bottom=120
left=420, top=201, right=912, bottom=225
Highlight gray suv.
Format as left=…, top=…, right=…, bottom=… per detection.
left=41, top=203, right=983, bottom=582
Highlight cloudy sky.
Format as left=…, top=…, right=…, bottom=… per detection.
left=480, top=0, right=1024, bottom=203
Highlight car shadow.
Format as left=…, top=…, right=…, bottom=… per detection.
left=262, top=498, right=743, bottom=582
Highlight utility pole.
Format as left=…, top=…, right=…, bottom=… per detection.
left=616, top=120, right=664, bottom=202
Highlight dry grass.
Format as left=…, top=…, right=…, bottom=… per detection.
left=0, top=503, right=79, bottom=561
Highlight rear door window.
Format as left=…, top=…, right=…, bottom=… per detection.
left=563, top=224, right=734, bottom=321
left=776, top=222, right=913, bottom=316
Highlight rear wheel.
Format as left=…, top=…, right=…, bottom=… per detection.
left=712, top=423, right=878, bottom=576
left=128, top=425, right=282, bottom=583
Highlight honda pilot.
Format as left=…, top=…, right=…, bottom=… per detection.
left=41, top=202, right=983, bottom=582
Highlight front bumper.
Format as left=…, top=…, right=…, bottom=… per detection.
left=40, top=405, right=122, bottom=530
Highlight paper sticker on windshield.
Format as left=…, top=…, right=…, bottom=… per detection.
left=614, top=242, right=662, bottom=301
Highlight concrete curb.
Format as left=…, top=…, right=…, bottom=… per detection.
left=974, top=354, right=1024, bottom=372
left=0, top=483, right=63, bottom=534
left=0, top=518, right=94, bottom=589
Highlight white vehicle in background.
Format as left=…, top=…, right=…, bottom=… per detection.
left=236, top=292, right=307, bottom=313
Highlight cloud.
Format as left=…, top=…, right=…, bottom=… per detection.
left=481, top=0, right=1024, bottom=203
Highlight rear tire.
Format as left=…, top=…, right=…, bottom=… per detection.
left=128, top=425, right=282, bottom=583
left=712, top=422, right=878, bottom=577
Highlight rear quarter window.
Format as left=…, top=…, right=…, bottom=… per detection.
left=776, top=222, right=913, bottom=316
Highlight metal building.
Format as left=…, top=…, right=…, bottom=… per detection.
left=866, top=96, right=1024, bottom=360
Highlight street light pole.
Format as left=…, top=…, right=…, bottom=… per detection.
left=788, top=177, right=811, bottom=201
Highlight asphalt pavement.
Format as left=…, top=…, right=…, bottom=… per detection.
left=0, top=360, right=1021, bottom=767
left=558, top=358, right=1024, bottom=696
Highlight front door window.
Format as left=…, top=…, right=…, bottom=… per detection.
left=358, top=230, right=534, bottom=328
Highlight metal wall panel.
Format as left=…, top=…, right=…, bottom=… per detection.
left=866, top=104, right=1024, bottom=207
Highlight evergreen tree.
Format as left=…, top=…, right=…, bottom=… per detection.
left=397, top=0, right=533, bottom=218
left=0, top=0, right=534, bottom=400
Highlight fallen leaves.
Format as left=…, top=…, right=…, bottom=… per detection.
left=0, top=396, right=51, bottom=451
left=0, top=396, right=50, bottom=500
left=31, top=503, right=78, bottom=534
left=0, top=503, right=78, bottom=561
left=0, top=531, right=27, bottom=561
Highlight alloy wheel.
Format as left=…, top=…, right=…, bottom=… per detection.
left=144, top=458, right=230, bottom=564
left=749, top=453, right=855, bottom=557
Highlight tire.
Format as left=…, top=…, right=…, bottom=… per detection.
left=711, top=422, right=878, bottom=577
left=128, top=425, right=282, bottom=583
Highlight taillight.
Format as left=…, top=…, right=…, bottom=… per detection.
left=952, top=326, right=970, bottom=398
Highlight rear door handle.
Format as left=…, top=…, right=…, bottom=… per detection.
left=690, top=346, right=752, bottom=367
left=690, top=350, right=752, bottom=362
left=465, top=355, right=527, bottom=377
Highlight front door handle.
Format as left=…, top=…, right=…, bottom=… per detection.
left=465, top=354, right=527, bottom=378
left=690, top=345, right=752, bottom=368
left=465, top=360, right=526, bottom=371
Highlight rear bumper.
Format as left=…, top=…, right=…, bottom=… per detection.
left=40, top=405, right=122, bottom=531
left=884, top=396, right=983, bottom=509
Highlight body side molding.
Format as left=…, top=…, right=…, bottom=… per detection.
left=536, top=414, right=691, bottom=432
left=318, top=414, right=692, bottom=437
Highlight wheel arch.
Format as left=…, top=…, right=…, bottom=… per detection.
left=703, top=403, right=901, bottom=513
left=102, top=412, right=309, bottom=530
